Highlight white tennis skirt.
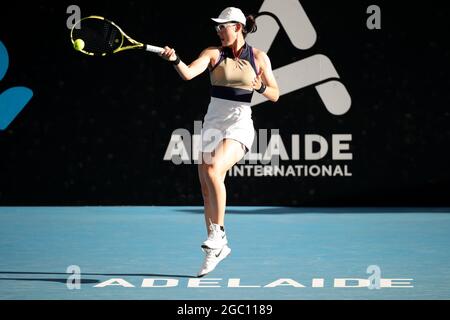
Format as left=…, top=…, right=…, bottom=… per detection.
left=200, top=97, right=255, bottom=153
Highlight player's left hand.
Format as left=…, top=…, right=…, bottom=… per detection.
left=252, top=69, right=264, bottom=91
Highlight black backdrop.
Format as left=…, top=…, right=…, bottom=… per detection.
left=0, top=1, right=449, bottom=206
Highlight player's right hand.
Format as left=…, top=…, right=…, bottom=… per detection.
left=159, top=46, right=177, bottom=62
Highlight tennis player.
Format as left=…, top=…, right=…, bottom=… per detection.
left=160, top=7, right=279, bottom=277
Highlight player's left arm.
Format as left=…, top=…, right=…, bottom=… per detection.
left=253, top=50, right=279, bottom=102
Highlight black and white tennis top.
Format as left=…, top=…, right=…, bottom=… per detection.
left=200, top=43, right=258, bottom=153
left=209, top=43, right=258, bottom=103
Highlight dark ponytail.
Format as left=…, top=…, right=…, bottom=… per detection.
left=244, top=14, right=257, bottom=35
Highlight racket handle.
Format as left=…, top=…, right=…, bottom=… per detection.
left=146, top=45, right=164, bottom=54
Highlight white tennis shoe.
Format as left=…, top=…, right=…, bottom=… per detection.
left=202, top=223, right=227, bottom=249
left=197, top=245, right=231, bottom=277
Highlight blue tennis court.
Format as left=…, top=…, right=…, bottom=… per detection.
left=1, top=206, right=450, bottom=300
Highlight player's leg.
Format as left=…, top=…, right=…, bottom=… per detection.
left=200, top=138, right=246, bottom=227
left=198, top=156, right=214, bottom=233
left=197, top=139, right=246, bottom=277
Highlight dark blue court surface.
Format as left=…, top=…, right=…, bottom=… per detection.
left=1, top=206, right=450, bottom=300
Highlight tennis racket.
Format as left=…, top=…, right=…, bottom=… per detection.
left=70, top=15, right=164, bottom=56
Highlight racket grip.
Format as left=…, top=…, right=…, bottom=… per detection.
left=146, top=45, right=164, bottom=54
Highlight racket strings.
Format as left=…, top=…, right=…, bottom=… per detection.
left=103, top=22, right=120, bottom=50
left=73, top=18, right=122, bottom=55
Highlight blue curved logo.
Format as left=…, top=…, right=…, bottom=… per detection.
left=0, top=41, right=33, bottom=130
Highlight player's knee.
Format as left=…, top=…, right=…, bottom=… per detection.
left=204, top=164, right=222, bottom=182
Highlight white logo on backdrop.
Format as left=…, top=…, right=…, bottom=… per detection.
left=246, top=0, right=351, bottom=116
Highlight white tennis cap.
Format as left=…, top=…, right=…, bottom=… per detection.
left=211, top=7, right=246, bottom=26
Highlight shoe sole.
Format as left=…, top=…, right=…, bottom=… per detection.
left=197, top=247, right=231, bottom=277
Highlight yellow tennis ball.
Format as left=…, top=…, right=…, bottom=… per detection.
left=73, top=39, right=85, bottom=51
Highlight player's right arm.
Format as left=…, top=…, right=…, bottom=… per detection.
left=159, top=46, right=219, bottom=81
